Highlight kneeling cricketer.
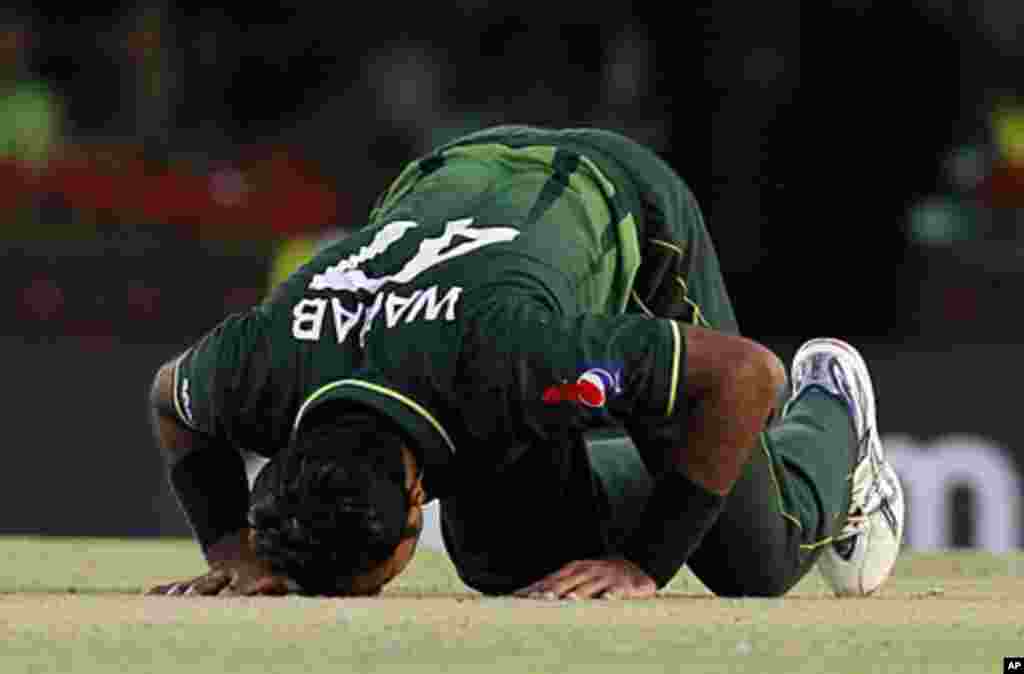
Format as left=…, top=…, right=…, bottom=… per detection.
left=149, top=125, right=904, bottom=599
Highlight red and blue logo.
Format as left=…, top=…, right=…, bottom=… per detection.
left=543, top=366, right=623, bottom=408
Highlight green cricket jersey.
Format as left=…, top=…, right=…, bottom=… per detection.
left=172, top=126, right=730, bottom=499
left=432, top=125, right=737, bottom=332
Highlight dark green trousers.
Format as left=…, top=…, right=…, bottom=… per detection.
left=441, top=390, right=855, bottom=596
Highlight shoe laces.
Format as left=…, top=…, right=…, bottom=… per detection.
left=836, top=428, right=893, bottom=540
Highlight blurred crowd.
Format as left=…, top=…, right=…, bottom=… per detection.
left=5, top=2, right=1024, bottom=342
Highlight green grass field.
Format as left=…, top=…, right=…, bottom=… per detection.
left=1, top=537, right=1022, bottom=673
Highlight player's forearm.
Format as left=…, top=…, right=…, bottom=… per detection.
left=150, top=362, right=250, bottom=559
left=166, top=443, right=252, bottom=558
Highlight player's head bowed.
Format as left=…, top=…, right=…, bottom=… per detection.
left=248, top=407, right=425, bottom=596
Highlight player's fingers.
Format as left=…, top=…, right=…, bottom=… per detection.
left=218, top=571, right=251, bottom=597
left=545, top=561, right=618, bottom=598
left=520, top=561, right=588, bottom=592
left=515, top=577, right=572, bottom=599
left=538, top=569, right=601, bottom=599
left=165, top=582, right=189, bottom=596
left=565, top=577, right=614, bottom=600
left=515, top=580, right=566, bottom=599
left=146, top=583, right=178, bottom=596
left=513, top=577, right=555, bottom=597
left=189, top=570, right=231, bottom=596
left=514, top=561, right=594, bottom=597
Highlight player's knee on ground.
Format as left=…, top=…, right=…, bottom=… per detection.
left=698, top=544, right=807, bottom=598
left=708, top=571, right=796, bottom=598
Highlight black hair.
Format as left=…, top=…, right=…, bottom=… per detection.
left=248, top=408, right=413, bottom=595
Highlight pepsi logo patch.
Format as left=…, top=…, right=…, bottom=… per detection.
left=543, top=366, right=623, bottom=408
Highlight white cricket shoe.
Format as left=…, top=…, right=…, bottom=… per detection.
left=785, top=338, right=905, bottom=596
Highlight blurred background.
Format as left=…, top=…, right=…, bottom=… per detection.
left=2, top=2, right=1023, bottom=553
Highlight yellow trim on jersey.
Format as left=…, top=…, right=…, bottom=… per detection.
left=171, top=350, right=197, bottom=430
left=673, top=276, right=711, bottom=328
left=666, top=320, right=681, bottom=418
left=630, top=289, right=655, bottom=317
left=639, top=236, right=712, bottom=329
left=293, top=379, right=457, bottom=454
left=629, top=295, right=680, bottom=417
left=649, top=238, right=685, bottom=256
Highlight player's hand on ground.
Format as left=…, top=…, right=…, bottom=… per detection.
left=514, top=556, right=657, bottom=600
left=147, top=568, right=232, bottom=596
left=146, top=561, right=292, bottom=597
left=146, top=528, right=293, bottom=597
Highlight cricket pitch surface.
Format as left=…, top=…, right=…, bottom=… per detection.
left=1, top=537, right=1022, bottom=673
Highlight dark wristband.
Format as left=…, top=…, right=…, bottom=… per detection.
left=620, top=470, right=726, bottom=588
left=169, top=448, right=251, bottom=553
